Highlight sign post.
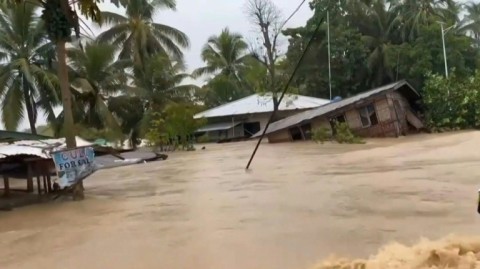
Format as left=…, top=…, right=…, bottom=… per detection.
left=51, top=147, right=96, bottom=188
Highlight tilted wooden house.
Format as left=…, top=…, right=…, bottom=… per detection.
left=253, top=80, right=424, bottom=143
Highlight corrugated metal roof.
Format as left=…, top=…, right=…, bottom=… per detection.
left=252, top=80, right=419, bottom=137
left=0, top=136, right=93, bottom=160
left=194, top=93, right=330, bottom=119
left=0, top=130, right=51, bottom=142
left=196, top=122, right=241, bottom=133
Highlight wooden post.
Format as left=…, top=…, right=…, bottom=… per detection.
left=47, top=175, right=52, bottom=193
left=27, top=162, right=34, bottom=193
left=43, top=176, right=48, bottom=194
left=298, top=126, right=306, bottom=140
left=3, top=176, right=9, bottom=197
left=36, top=175, right=41, bottom=195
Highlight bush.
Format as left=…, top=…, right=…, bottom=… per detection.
left=197, top=134, right=210, bottom=143
left=423, top=72, right=480, bottom=131
left=312, top=123, right=364, bottom=144
left=334, top=122, right=364, bottom=144
left=312, top=127, right=331, bottom=144
left=144, top=104, right=207, bottom=151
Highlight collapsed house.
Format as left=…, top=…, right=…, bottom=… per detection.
left=253, top=80, right=424, bottom=143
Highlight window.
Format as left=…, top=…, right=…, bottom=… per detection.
left=358, top=104, right=378, bottom=127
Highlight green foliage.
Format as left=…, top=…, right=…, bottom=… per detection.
left=283, top=0, right=478, bottom=98
left=312, top=127, right=331, bottom=144
left=41, top=0, right=74, bottom=42
left=145, top=103, right=206, bottom=151
left=0, top=3, right=59, bottom=133
left=136, top=54, right=198, bottom=109
left=196, top=74, right=250, bottom=108
left=334, top=123, right=364, bottom=144
left=423, top=72, right=480, bottom=131
left=312, top=123, right=364, bottom=144
left=97, top=0, right=189, bottom=68
left=196, top=134, right=210, bottom=144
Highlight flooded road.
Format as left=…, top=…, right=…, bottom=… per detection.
left=1, top=131, right=480, bottom=269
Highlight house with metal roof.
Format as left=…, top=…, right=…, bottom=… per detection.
left=194, top=93, right=330, bottom=142
left=252, top=80, right=424, bottom=143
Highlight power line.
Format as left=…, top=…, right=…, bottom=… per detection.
left=280, top=0, right=307, bottom=30
left=246, top=13, right=325, bottom=170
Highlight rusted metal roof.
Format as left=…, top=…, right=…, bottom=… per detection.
left=252, top=80, right=420, bottom=137
left=0, top=137, right=93, bottom=160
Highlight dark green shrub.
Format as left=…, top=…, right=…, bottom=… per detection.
left=334, top=122, right=364, bottom=144
left=312, top=127, right=331, bottom=144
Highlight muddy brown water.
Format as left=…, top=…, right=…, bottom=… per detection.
left=1, top=131, right=480, bottom=269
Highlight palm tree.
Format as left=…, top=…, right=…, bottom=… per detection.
left=193, top=27, right=250, bottom=81
left=349, top=0, right=400, bottom=86
left=135, top=54, right=198, bottom=110
left=66, top=41, right=129, bottom=135
left=0, top=3, right=59, bottom=133
left=392, top=0, right=456, bottom=41
left=97, top=0, right=189, bottom=69
left=459, top=2, right=480, bottom=43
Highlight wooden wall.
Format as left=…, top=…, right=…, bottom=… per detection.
left=387, top=91, right=411, bottom=135
left=265, top=89, right=419, bottom=143
left=267, top=129, right=292, bottom=143
left=330, top=96, right=400, bottom=138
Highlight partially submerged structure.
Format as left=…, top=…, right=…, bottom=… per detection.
left=0, top=135, right=167, bottom=201
left=194, top=93, right=330, bottom=142
left=253, top=80, right=424, bottom=143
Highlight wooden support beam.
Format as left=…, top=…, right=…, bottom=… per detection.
left=3, top=175, right=9, bottom=197
left=27, top=163, right=34, bottom=193
left=36, top=176, right=41, bottom=195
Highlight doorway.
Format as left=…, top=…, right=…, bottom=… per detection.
left=289, top=126, right=303, bottom=141
left=244, top=122, right=261, bottom=137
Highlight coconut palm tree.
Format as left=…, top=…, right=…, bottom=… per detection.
left=97, top=0, right=189, bottom=69
left=391, top=0, right=457, bottom=41
left=135, top=54, right=198, bottom=110
left=0, top=3, right=59, bottom=133
left=348, top=0, right=400, bottom=86
left=193, top=27, right=250, bottom=81
left=66, top=41, right=129, bottom=135
left=459, top=2, right=480, bottom=44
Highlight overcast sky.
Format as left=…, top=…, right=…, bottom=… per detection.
left=12, top=0, right=313, bottom=131
left=98, top=0, right=312, bottom=74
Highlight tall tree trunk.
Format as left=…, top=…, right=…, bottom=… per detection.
left=56, top=39, right=84, bottom=200
left=271, top=94, right=280, bottom=121
left=56, top=40, right=76, bottom=148
left=22, top=76, right=37, bottom=134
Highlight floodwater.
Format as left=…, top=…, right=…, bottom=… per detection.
left=1, top=131, right=480, bottom=269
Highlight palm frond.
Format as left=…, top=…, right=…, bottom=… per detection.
left=1, top=79, right=24, bottom=130
left=152, top=23, right=190, bottom=48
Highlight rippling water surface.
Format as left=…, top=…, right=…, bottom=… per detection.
left=1, top=131, right=480, bottom=269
